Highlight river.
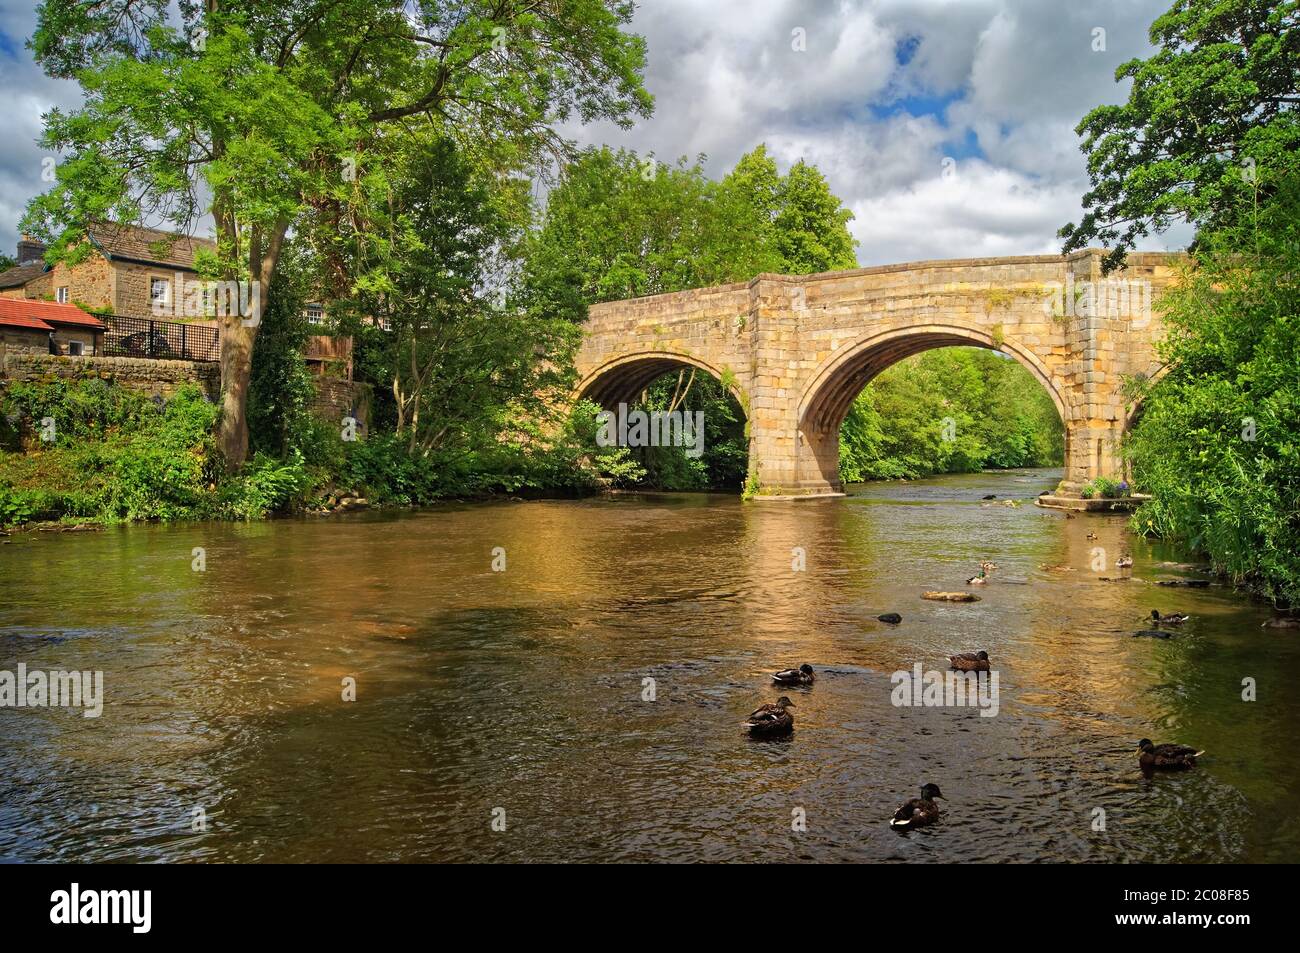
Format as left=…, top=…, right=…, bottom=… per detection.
left=1, top=467, right=1295, bottom=862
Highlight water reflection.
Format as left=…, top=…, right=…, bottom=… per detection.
left=0, top=468, right=1294, bottom=862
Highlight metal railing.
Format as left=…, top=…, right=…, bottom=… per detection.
left=96, top=313, right=220, bottom=362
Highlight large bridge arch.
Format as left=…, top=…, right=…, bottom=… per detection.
left=794, top=324, right=1073, bottom=493
left=575, top=251, right=1183, bottom=499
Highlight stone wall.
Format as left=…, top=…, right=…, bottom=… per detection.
left=0, top=351, right=220, bottom=400
left=309, top=376, right=373, bottom=436
left=0, top=329, right=49, bottom=355
left=577, top=250, right=1184, bottom=497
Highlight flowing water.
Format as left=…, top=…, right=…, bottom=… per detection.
left=1, top=468, right=1296, bottom=863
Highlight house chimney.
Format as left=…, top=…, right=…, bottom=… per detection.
left=16, top=234, right=46, bottom=264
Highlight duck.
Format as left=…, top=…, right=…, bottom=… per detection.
left=772, top=664, right=814, bottom=687
left=890, top=783, right=944, bottom=829
left=966, top=570, right=988, bottom=586
left=1150, top=609, right=1190, bottom=626
left=1262, top=616, right=1300, bottom=629
left=1116, top=555, right=1134, bottom=569
left=745, top=697, right=795, bottom=736
left=948, top=650, right=990, bottom=672
left=1138, top=738, right=1204, bottom=771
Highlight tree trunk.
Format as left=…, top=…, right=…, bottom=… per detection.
left=216, top=217, right=288, bottom=468
left=217, top=316, right=256, bottom=464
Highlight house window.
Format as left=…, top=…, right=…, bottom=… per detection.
left=150, top=277, right=170, bottom=305
left=67, top=340, right=85, bottom=356
left=305, top=304, right=325, bottom=325
left=56, top=286, right=69, bottom=304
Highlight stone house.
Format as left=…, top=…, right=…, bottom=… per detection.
left=0, top=298, right=105, bottom=356
left=0, top=224, right=217, bottom=317
left=0, top=223, right=351, bottom=375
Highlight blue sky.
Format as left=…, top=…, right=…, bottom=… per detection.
left=0, top=0, right=1192, bottom=266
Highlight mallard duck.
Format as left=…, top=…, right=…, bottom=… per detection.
left=890, top=783, right=944, bottom=829
left=1138, top=739, right=1204, bottom=770
left=948, top=650, right=990, bottom=672
left=1262, top=616, right=1300, bottom=629
left=745, top=697, right=794, bottom=736
left=1116, top=555, right=1134, bottom=569
left=772, top=663, right=814, bottom=686
left=1150, top=609, right=1190, bottom=626
left=966, top=571, right=988, bottom=586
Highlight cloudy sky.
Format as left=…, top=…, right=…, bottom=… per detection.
left=0, top=0, right=1192, bottom=266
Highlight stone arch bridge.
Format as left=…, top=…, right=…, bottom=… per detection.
left=575, top=250, right=1182, bottom=498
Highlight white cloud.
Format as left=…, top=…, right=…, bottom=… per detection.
left=0, top=0, right=1194, bottom=266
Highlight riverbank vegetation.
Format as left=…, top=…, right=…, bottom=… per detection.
left=1061, top=0, right=1300, bottom=605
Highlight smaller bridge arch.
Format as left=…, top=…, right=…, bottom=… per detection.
left=575, top=351, right=747, bottom=410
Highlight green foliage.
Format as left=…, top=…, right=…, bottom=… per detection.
left=1126, top=180, right=1300, bottom=605
left=330, top=399, right=643, bottom=503
left=219, top=451, right=311, bottom=520
left=524, top=143, right=859, bottom=313
left=0, top=380, right=328, bottom=526
left=838, top=348, right=1065, bottom=483
left=3, top=376, right=159, bottom=445
left=337, top=136, right=578, bottom=459
left=248, top=254, right=316, bottom=458
left=1087, top=477, right=1130, bottom=499
left=0, top=484, right=40, bottom=526
left=1061, top=0, right=1300, bottom=269
left=0, top=381, right=220, bottom=524
left=772, top=159, right=859, bottom=273
left=24, top=0, right=652, bottom=463
left=630, top=373, right=747, bottom=490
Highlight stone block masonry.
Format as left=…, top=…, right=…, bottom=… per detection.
left=0, top=351, right=221, bottom=400
left=575, top=250, right=1183, bottom=498
left=2, top=352, right=372, bottom=437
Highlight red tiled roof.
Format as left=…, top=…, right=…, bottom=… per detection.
left=0, top=298, right=104, bottom=329
left=0, top=313, right=55, bottom=331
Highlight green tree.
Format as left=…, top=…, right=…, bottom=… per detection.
left=773, top=159, right=858, bottom=273
left=341, top=137, right=577, bottom=460
left=1126, top=181, right=1300, bottom=605
left=23, top=0, right=651, bottom=465
left=247, top=247, right=315, bottom=459
left=1060, top=0, right=1300, bottom=269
